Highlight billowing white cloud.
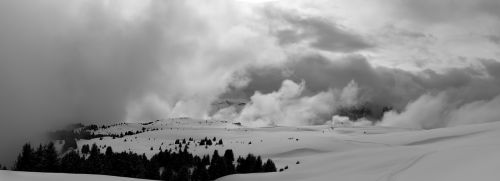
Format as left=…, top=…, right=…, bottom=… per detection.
left=379, top=93, right=449, bottom=129
left=340, top=80, right=363, bottom=107
left=380, top=92, right=500, bottom=129
left=236, top=79, right=366, bottom=126
left=448, top=95, right=500, bottom=126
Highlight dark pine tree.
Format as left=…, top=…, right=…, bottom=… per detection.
left=223, top=149, right=235, bottom=174
left=14, top=143, right=36, bottom=171
left=255, top=156, right=263, bottom=172
left=33, top=144, right=44, bottom=171
left=201, top=155, right=210, bottom=166
left=105, top=146, right=113, bottom=157
left=42, top=142, right=59, bottom=172
left=263, top=159, right=277, bottom=172
left=86, top=143, right=102, bottom=174
left=236, top=156, right=245, bottom=173
left=209, top=150, right=225, bottom=180
left=90, top=143, right=100, bottom=156
left=192, top=164, right=210, bottom=181
left=60, top=151, right=82, bottom=173
left=81, top=144, right=90, bottom=155
left=160, top=167, right=174, bottom=181
left=176, top=167, right=190, bottom=181
left=237, top=154, right=261, bottom=173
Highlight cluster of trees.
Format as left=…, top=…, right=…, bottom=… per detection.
left=140, top=120, right=160, bottom=125
left=337, top=106, right=372, bottom=121
left=51, top=128, right=150, bottom=142
left=49, top=125, right=161, bottom=152
left=172, top=137, right=224, bottom=148
left=337, top=105, right=394, bottom=121
left=0, top=164, right=7, bottom=170
left=199, top=137, right=223, bottom=146
left=14, top=142, right=277, bottom=181
left=14, top=143, right=59, bottom=172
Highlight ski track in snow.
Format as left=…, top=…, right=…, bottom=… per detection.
left=342, top=139, right=394, bottom=147
left=379, top=151, right=437, bottom=181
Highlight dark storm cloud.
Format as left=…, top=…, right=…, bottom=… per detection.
left=382, top=24, right=433, bottom=40
left=486, top=35, right=500, bottom=45
left=265, top=8, right=372, bottom=53
left=396, top=0, right=500, bottom=23
left=479, top=58, right=500, bottom=80
left=237, top=54, right=500, bottom=112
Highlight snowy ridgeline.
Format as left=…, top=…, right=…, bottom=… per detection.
left=3, top=118, right=500, bottom=181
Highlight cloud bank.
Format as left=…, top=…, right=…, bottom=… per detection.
left=380, top=92, right=500, bottom=129
left=236, top=79, right=367, bottom=126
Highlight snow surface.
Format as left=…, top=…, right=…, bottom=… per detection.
left=220, top=121, right=500, bottom=181
left=3, top=118, right=500, bottom=181
left=0, top=170, right=150, bottom=181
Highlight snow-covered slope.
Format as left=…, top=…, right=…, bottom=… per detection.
left=220, top=121, right=500, bottom=181
left=3, top=118, right=500, bottom=181
left=0, top=170, right=151, bottom=181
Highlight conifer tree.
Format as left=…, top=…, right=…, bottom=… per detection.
left=177, top=167, right=190, bottom=181
left=236, top=156, right=245, bottom=173
left=160, top=167, right=174, bottom=181
left=263, top=159, right=277, bottom=172
left=42, top=142, right=59, bottom=172
left=15, top=143, right=35, bottom=171
left=60, top=151, right=82, bottom=173
left=81, top=144, right=90, bottom=155
left=33, top=144, right=44, bottom=170
left=223, top=149, right=235, bottom=174
left=90, top=143, right=100, bottom=157
left=105, top=146, right=113, bottom=156
left=255, top=156, right=263, bottom=172
left=209, top=150, right=226, bottom=179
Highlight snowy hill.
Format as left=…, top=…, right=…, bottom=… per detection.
left=0, top=170, right=151, bottom=181
left=3, top=118, right=500, bottom=181
left=220, top=122, right=500, bottom=181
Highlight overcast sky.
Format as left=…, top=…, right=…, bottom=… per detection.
left=1, top=0, right=500, bottom=165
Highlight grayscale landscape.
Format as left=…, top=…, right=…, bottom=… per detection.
left=1, top=0, right=500, bottom=181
